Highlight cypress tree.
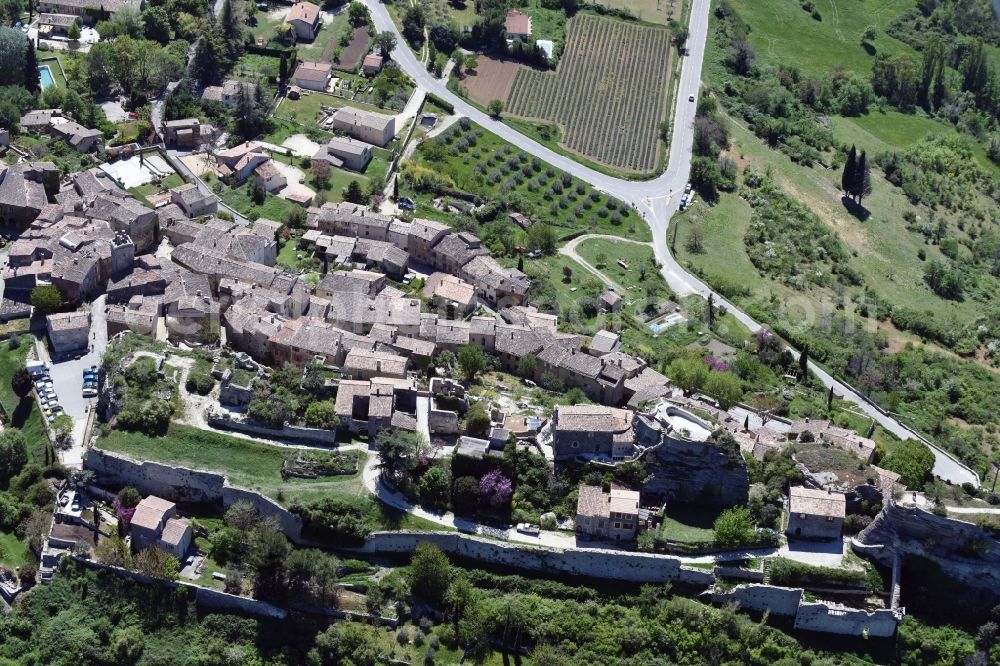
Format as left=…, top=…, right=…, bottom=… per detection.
left=392, top=175, right=399, bottom=200
left=707, top=293, right=714, bottom=328
left=855, top=151, right=872, bottom=204
left=24, top=40, right=40, bottom=94
left=841, top=145, right=857, bottom=197
left=279, top=53, right=288, bottom=83
left=827, top=385, right=834, bottom=411
left=799, top=344, right=808, bottom=380
left=517, top=255, right=524, bottom=271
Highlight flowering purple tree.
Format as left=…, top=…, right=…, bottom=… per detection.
left=479, top=469, right=513, bottom=508
left=112, top=497, right=136, bottom=525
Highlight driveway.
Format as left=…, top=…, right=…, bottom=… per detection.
left=35, top=296, right=108, bottom=468
left=281, top=134, right=322, bottom=158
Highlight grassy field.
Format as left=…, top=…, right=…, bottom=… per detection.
left=657, top=504, right=719, bottom=544
left=297, top=9, right=352, bottom=62
left=588, top=0, right=681, bottom=22
left=506, top=13, right=674, bottom=173
left=672, top=116, right=985, bottom=343
left=0, top=337, right=49, bottom=462
left=725, top=0, right=914, bottom=79
left=0, top=529, right=30, bottom=569
left=218, top=180, right=299, bottom=221
left=96, top=424, right=442, bottom=531
left=575, top=238, right=658, bottom=294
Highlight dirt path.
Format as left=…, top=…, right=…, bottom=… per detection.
left=557, top=233, right=653, bottom=293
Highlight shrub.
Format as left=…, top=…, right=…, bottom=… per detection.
left=184, top=371, right=214, bottom=396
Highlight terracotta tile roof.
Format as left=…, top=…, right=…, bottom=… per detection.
left=789, top=486, right=846, bottom=518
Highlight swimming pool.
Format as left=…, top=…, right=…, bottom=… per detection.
left=38, top=66, right=55, bottom=90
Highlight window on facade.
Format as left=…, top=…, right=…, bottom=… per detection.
left=614, top=522, right=620, bottom=529
left=572, top=441, right=579, bottom=448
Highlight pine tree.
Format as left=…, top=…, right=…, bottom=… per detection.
left=841, top=145, right=857, bottom=197
left=855, top=151, right=872, bottom=205
left=24, top=40, right=40, bottom=94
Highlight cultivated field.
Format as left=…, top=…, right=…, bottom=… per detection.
left=457, top=55, right=524, bottom=107
left=506, top=14, right=674, bottom=173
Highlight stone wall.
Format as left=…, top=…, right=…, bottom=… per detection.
left=207, top=414, right=340, bottom=445
left=429, top=406, right=459, bottom=434
left=642, top=437, right=749, bottom=506
left=710, top=583, right=802, bottom=616
left=71, top=557, right=288, bottom=619
left=85, top=449, right=303, bottom=542
left=793, top=602, right=899, bottom=638
left=711, top=584, right=900, bottom=637
left=350, top=531, right=715, bottom=585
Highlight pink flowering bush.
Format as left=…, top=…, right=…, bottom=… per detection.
left=112, top=497, right=136, bottom=525
left=705, top=356, right=728, bottom=371
left=479, top=469, right=513, bottom=508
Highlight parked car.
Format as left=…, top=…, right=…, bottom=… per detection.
left=59, top=494, right=70, bottom=507
left=516, top=523, right=541, bottom=536
left=398, top=197, right=415, bottom=211
left=688, top=94, right=695, bottom=102
left=527, top=249, right=542, bottom=259
left=83, top=389, right=97, bottom=398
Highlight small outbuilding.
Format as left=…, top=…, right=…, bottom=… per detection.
left=786, top=486, right=846, bottom=540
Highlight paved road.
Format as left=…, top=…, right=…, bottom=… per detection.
left=365, top=0, right=980, bottom=487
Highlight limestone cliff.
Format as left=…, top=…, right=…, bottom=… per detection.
left=856, top=501, right=1000, bottom=600
left=641, top=434, right=750, bottom=506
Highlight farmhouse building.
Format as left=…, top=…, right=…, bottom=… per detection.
left=312, top=136, right=374, bottom=172
left=46, top=311, right=90, bottom=354
left=575, top=485, right=641, bottom=542
left=294, top=61, right=332, bottom=91
left=287, top=1, right=321, bottom=40
left=786, top=486, right=846, bottom=540
left=505, top=8, right=532, bottom=40
left=130, top=495, right=193, bottom=558
left=551, top=404, right=636, bottom=460
left=330, top=107, right=396, bottom=147
left=363, top=53, right=383, bottom=75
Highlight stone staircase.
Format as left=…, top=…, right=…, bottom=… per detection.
left=762, top=559, right=773, bottom=585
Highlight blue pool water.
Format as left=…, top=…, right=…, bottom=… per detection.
left=39, top=66, right=55, bottom=90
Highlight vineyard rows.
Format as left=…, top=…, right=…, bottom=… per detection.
left=506, top=14, right=674, bottom=173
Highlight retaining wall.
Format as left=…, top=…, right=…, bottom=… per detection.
left=351, top=531, right=715, bottom=586
left=207, top=415, right=340, bottom=444
left=85, top=448, right=303, bottom=541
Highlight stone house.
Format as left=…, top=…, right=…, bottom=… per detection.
left=88, top=192, right=157, bottom=253
left=130, top=495, right=193, bottom=558
left=170, top=183, right=218, bottom=218
left=50, top=119, right=104, bottom=153
left=162, top=118, right=213, bottom=148
left=343, top=347, right=408, bottom=380
left=0, top=162, right=59, bottom=227
left=330, top=106, right=396, bottom=147
left=46, top=311, right=90, bottom=354
left=505, top=8, right=532, bottom=40
left=787, top=486, right=846, bottom=540
left=294, top=61, right=332, bottom=91
left=38, top=0, right=140, bottom=21
left=601, top=290, right=623, bottom=313
left=363, top=53, right=383, bottom=76
left=575, top=485, right=640, bottom=542
left=312, top=136, right=374, bottom=172
left=287, top=1, right=321, bottom=40
left=106, top=295, right=161, bottom=338
left=551, top=404, right=636, bottom=460
left=252, top=160, right=287, bottom=194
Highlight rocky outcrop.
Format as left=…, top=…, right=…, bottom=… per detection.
left=641, top=434, right=749, bottom=506
left=855, top=500, right=1000, bottom=597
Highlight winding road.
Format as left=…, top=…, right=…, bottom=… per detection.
left=364, top=0, right=980, bottom=487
